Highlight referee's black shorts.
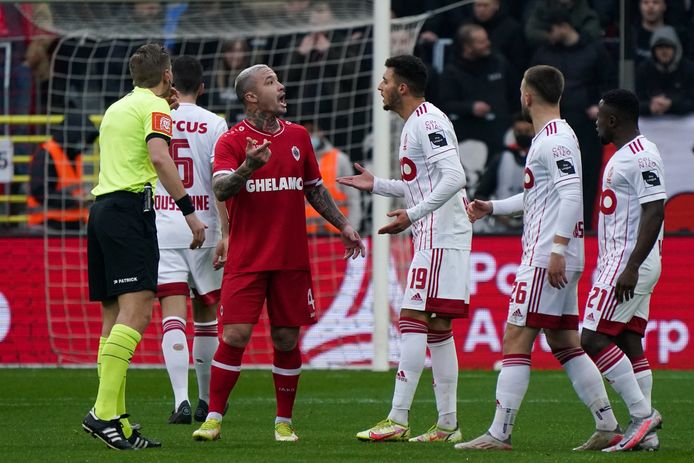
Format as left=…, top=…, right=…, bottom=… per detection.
left=88, top=191, right=159, bottom=301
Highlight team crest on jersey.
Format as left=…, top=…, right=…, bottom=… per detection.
left=600, top=189, right=617, bottom=215
left=556, top=158, right=576, bottom=176
left=291, top=145, right=300, bottom=161
left=428, top=131, right=448, bottom=149
left=642, top=170, right=661, bottom=187
left=523, top=167, right=535, bottom=189
left=400, top=157, right=417, bottom=181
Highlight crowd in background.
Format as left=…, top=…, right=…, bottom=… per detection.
left=2, top=0, right=694, bottom=234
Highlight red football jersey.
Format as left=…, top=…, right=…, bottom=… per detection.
left=213, top=119, right=322, bottom=272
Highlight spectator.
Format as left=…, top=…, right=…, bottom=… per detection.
left=531, top=10, right=614, bottom=230
left=439, top=24, right=518, bottom=162
left=525, top=0, right=602, bottom=50
left=302, top=120, right=362, bottom=235
left=27, top=114, right=97, bottom=231
left=474, top=113, right=534, bottom=233
left=634, top=0, right=668, bottom=65
left=285, top=1, right=368, bottom=157
left=0, top=3, right=53, bottom=144
left=636, top=25, right=694, bottom=116
left=214, top=39, right=250, bottom=125
left=466, top=0, right=529, bottom=77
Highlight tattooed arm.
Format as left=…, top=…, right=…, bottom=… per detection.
left=213, top=137, right=272, bottom=201
left=306, top=184, right=366, bottom=259
left=305, top=184, right=349, bottom=231
left=213, top=164, right=254, bottom=201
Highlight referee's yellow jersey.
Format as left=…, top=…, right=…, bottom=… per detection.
left=92, top=87, right=173, bottom=196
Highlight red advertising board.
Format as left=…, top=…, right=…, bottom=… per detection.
left=0, top=236, right=691, bottom=369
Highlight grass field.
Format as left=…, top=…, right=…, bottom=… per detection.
left=0, top=368, right=691, bottom=462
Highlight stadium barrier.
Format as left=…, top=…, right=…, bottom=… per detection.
left=1, top=235, right=691, bottom=369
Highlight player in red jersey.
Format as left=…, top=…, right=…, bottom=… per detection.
left=192, top=64, right=365, bottom=442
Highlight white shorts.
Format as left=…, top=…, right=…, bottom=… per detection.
left=582, top=282, right=651, bottom=336
left=507, top=265, right=581, bottom=330
left=157, top=247, right=222, bottom=305
left=401, top=248, right=470, bottom=319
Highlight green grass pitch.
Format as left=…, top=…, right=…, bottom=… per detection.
left=1, top=368, right=691, bottom=462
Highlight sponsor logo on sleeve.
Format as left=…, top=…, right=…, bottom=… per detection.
left=552, top=145, right=573, bottom=158
left=556, top=158, right=576, bottom=176
left=428, top=130, right=448, bottom=149
left=642, top=170, right=661, bottom=187
left=152, top=112, right=173, bottom=136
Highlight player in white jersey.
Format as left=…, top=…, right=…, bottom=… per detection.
left=155, top=56, right=229, bottom=424
left=458, top=66, right=621, bottom=452
left=338, top=55, right=470, bottom=443
left=580, top=89, right=664, bottom=452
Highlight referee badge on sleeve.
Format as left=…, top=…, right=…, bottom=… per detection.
left=152, top=112, right=173, bottom=136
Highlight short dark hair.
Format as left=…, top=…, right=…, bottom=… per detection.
left=129, top=43, right=170, bottom=88
left=601, top=88, right=640, bottom=123
left=172, top=55, right=203, bottom=95
left=385, top=55, right=427, bottom=98
left=523, top=65, right=564, bottom=104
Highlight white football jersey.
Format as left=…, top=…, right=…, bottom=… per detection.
left=596, top=135, right=666, bottom=287
left=399, top=102, right=471, bottom=251
left=521, top=119, right=584, bottom=271
left=155, top=103, right=228, bottom=248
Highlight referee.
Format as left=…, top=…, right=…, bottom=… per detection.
left=82, top=43, right=206, bottom=450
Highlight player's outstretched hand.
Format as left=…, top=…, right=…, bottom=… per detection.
left=467, top=199, right=492, bottom=223
left=340, top=224, right=366, bottom=260
left=185, top=213, right=207, bottom=249
left=547, top=253, right=568, bottom=289
left=615, top=265, right=638, bottom=303
left=378, top=209, right=412, bottom=235
left=213, top=236, right=228, bottom=270
left=336, top=163, right=374, bottom=192
left=245, top=137, right=272, bottom=170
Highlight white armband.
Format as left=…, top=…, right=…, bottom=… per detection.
left=551, top=242, right=567, bottom=256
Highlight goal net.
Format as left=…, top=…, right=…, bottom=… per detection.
left=26, top=0, right=436, bottom=366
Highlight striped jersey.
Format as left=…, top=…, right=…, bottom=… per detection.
left=596, top=135, right=666, bottom=288
left=521, top=119, right=584, bottom=271
left=155, top=103, right=228, bottom=248
left=399, top=102, right=471, bottom=251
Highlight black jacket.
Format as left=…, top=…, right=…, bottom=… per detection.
left=439, top=52, right=519, bottom=156
left=531, top=38, right=614, bottom=118
left=470, top=11, right=528, bottom=75
left=636, top=26, right=694, bottom=116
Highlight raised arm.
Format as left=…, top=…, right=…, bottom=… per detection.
left=213, top=137, right=271, bottom=201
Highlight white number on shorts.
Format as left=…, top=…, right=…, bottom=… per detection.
left=409, top=268, right=428, bottom=289
left=307, top=288, right=316, bottom=310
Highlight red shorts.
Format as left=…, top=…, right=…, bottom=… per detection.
left=219, top=270, right=317, bottom=327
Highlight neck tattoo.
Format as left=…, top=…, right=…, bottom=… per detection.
left=247, top=110, right=280, bottom=133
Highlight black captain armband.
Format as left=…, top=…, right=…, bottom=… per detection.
left=175, top=194, right=195, bottom=216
